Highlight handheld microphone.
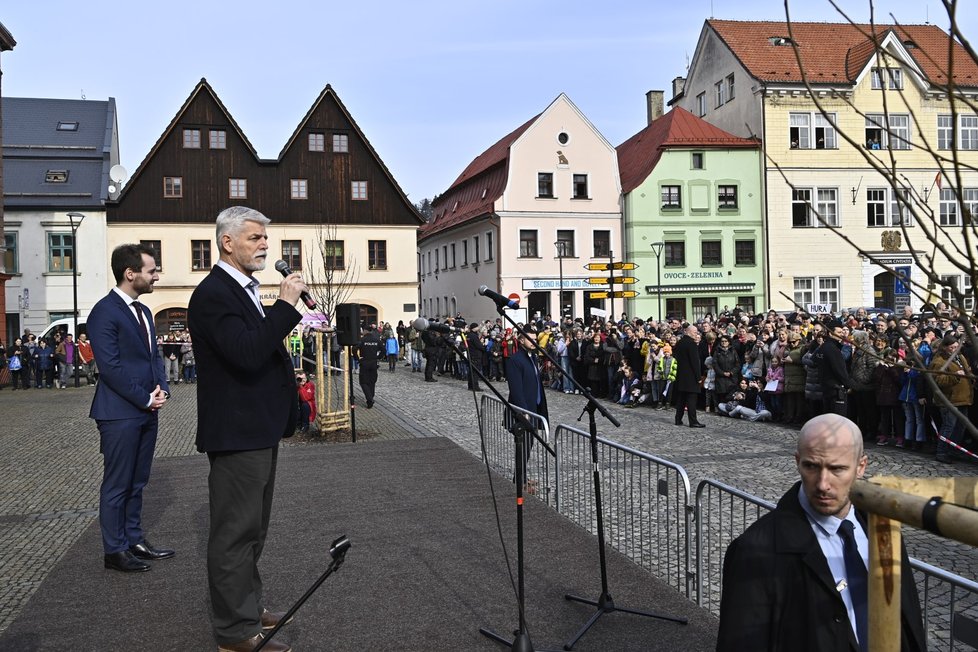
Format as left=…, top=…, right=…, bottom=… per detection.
left=478, top=285, right=519, bottom=310
left=274, top=260, right=317, bottom=310
left=412, top=317, right=460, bottom=334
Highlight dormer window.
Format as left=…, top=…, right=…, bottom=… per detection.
left=768, top=36, right=794, bottom=46
left=56, top=121, right=79, bottom=131
left=45, top=170, right=68, bottom=183
left=871, top=67, right=903, bottom=90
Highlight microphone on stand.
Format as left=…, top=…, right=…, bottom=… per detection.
left=478, top=285, right=519, bottom=310
left=274, top=260, right=317, bottom=310
left=412, top=317, right=462, bottom=334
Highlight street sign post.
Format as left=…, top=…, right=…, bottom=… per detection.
left=588, top=290, right=639, bottom=299
left=586, top=276, right=638, bottom=285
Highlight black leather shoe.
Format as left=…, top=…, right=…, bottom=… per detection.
left=130, top=540, right=175, bottom=560
left=674, top=421, right=684, bottom=426
left=104, top=550, right=151, bottom=573
left=689, top=422, right=706, bottom=428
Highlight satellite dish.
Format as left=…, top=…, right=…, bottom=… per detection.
left=109, top=164, right=128, bottom=184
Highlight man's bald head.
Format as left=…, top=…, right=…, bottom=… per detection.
left=795, top=414, right=867, bottom=517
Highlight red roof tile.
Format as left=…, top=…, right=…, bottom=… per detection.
left=708, top=20, right=978, bottom=88
left=420, top=113, right=539, bottom=241
left=616, top=107, right=758, bottom=194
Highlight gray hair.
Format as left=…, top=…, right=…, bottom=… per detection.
left=215, top=206, right=270, bottom=249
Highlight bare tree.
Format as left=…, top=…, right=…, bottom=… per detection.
left=303, top=220, right=360, bottom=324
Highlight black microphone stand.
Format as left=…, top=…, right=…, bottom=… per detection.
left=254, top=535, right=351, bottom=651
left=494, top=313, right=687, bottom=650
left=437, top=329, right=557, bottom=652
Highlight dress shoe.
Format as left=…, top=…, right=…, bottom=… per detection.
left=261, top=608, right=294, bottom=630
left=674, top=421, right=684, bottom=426
left=218, top=632, right=290, bottom=652
left=104, top=550, right=151, bottom=573
left=130, top=540, right=175, bottom=560
left=689, top=422, right=706, bottom=428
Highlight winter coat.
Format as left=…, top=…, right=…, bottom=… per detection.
left=849, top=345, right=880, bottom=392
left=931, top=352, right=974, bottom=407
left=872, top=362, right=903, bottom=407
left=713, top=346, right=740, bottom=398
left=898, top=367, right=923, bottom=404
left=783, top=345, right=806, bottom=393
left=803, top=348, right=823, bottom=402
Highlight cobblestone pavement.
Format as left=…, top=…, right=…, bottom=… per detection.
left=1, top=365, right=975, bottom=636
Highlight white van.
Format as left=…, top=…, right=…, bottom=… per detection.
left=38, top=316, right=88, bottom=342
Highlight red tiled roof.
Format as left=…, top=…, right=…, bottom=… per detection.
left=420, top=113, right=539, bottom=241
left=616, top=107, right=758, bottom=194
left=708, top=20, right=978, bottom=87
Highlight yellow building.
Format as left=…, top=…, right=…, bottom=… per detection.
left=673, top=20, right=978, bottom=314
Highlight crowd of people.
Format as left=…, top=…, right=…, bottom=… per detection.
left=392, top=303, right=975, bottom=465
left=0, top=328, right=196, bottom=390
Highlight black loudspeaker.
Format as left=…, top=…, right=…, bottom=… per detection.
left=336, top=303, right=360, bottom=346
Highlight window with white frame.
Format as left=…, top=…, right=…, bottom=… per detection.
left=938, top=115, right=954, bottom=150
left=183, top=128, right=201, bottom=148
left=593, top=230, right=611, bottom=257
left=309, top=133, right=325, bottom=151
left=209, top=129, right=227, bottom=149
left=352, top=181, right=368, bottom=200
left=715, top=80, right=727, bottom=108
left=519, top=230, right=538, bottom=258
left=556, top=229, right=575, bottom=257
left=940, top=274, right=975, bottom=311
left=962, top=115, right=978, bottom=150
left=871, top=67, right=903, bottom=89
left=727, top=74, right=735, bottom=101
left=793, top=187, right=839, bottom=227
left=866, top=188, right=887, bottom=227
left=718, top=185, right=738, bottom=209
left=572, top=174, right=589, bottom=199
left=938, top=186, right=978, bottom=226
left=696, top=92, right=706, bottom=117
left=164, top=176, right=183, bottom=198
left=865, top=113, right=910, bottom=150
left=890, top=188, right=913, bottom=226
left=789, top=113, right=810, bottom=149
left=940, top=188, right=959, bottom=226
left=486, top=231, right=493, bottom=261
left=332, top=134, right=349, bottom=152
left=537, top=172, right=554, bottom=198
left=794, top=276, right=840, bottom=312
left=48, top=233, right=74, bottom=272
left=661, top=185, right=681, bottom=209
left=282, top=240, right=302, bottom=271
left=4, top=232, right=18, bottom=274
left=450, top=243, right=456, bottom=268
left=291, top=179, right=308, bottom=199
left=788, top=112, right=837, bottom=149
left=229, top=178, right=247, bottom=199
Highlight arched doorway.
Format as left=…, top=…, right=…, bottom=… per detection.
left=155, top=307, right=188, bottom=333
left=359, top=304, right=379, bottom=328
left=873, top=271, right=896, bottom=310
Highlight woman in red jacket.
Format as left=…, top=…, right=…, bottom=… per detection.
left=296, top=372, right=316, bottom=433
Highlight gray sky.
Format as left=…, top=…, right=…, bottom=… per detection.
left=3, top=1, right=976, bottom=202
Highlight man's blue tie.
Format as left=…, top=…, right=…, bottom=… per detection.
left=839, top=519, right=869, bottom=652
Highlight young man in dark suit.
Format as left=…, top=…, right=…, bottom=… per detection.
left=88, top=243, right=172, bottom=573
left=717, top=414, right=925, bottom=651
left=188, top=206, right=307, bottom=652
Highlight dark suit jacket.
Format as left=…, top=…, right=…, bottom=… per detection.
left=717, top=482, right=926, bottom=652
left=505, top=348, right=549, bottom=424
left=88, top=290, right=169, bottom=420
left=673, top=334, right=702, bottom=393
left=188, top=265, right=302, bottom=453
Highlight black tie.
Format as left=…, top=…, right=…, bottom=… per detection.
left=131, top=301, right=151, bottom=352
left=839, top=520, right=868, bottom=652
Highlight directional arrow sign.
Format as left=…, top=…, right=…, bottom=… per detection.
left=587, top=276, right=638, bottom=285
left=609, top=262, right=638, bottom=270
left=584, top=263, right=610, bottom=271
left=588, top=290, right=639, bottom=299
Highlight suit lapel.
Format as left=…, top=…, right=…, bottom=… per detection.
left=110, top=291, right=152, bottom=358
left=212, top=265, right=264, bottom=324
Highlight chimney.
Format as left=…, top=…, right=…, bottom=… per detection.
left=646, top=90, right=664, bottom=125
left=671, top=76, right=686, bottom=102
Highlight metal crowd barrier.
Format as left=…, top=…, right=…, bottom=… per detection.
left=474, top=397, right=978, bottom=649
left=692, top=479, right=978, bottom=650
left=553, top=424, right=693, bottom=596
left=479, top=395, right=555, bottom=506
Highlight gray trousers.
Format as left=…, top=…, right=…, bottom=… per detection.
left=207, top=447, right=278, bottom=644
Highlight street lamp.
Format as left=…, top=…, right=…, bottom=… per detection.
left=67, top=212, right=85, bottom=387
left=555, top=240, right=566, bottom=320
left=650, top=241, right=664, bottom=322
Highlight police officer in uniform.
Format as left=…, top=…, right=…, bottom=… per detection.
left=358, top=323, right=382, bottom=408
